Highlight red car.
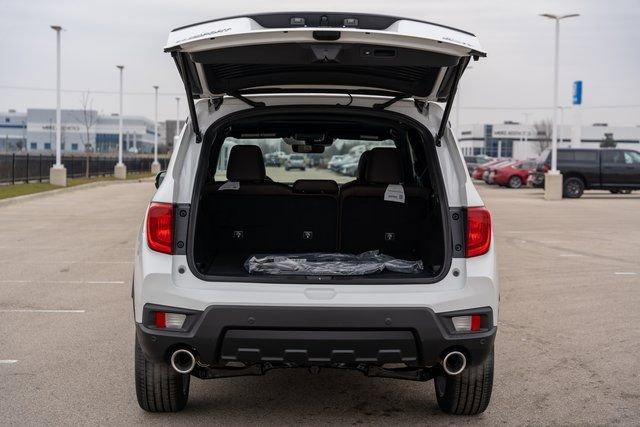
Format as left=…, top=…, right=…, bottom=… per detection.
left=490, top=160, right=537, bottom=188
left=472, top=158, right=507, bottom=180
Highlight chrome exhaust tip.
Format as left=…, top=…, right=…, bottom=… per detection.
left=170, top=349, right=196, bottom=374
left=442, top=351, right=467, bottom=376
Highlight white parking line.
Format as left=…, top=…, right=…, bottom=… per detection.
left=0, top=309, right=85, bottom=313
left=0, top=261, right=132, bottom=264
left=0, top=280, right=124, bottom=284
left=0, top=360, right=18, bottom=364
left=614, top=272, right=638, bottom=275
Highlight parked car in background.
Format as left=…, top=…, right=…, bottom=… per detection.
left=328, top=155, right=347, bottom=171
left=490, top=160, right=536, bottom=188
left=472, top=158, right=508, bottom=180
left=339, top=158, right=360, bottom=176
left=264, top=152, right=282, bottom=166
left=464, top=155, right=494, bottom=175
left=482, top=159, right=514, bottom=184
left=529, top=148, right=640, bottom=197
left=284, top=154, right=306, bottom=171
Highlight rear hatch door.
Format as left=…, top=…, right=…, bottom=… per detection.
left=166, top=12, right=485, bottom=101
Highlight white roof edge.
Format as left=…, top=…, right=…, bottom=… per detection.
left=165, top=16, right=485, bottom=57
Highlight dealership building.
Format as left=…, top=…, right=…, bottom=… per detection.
left=458, top=122, right=640, bottom=159
left=0, top=108, right=163, bottom=153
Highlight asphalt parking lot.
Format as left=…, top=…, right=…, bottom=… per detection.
left=0, top=178, right=638, bottom=425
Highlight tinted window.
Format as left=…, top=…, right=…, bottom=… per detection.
left=602, top=150, right=625, bottom=164
left=574, top=151, right=598, bottom=163
left=519, top=161, right=536, bottom=169
left=624, top=151, right=640, bottom=164
left=215, top=138, right=395, bottom=184
left=557, top=151, right=574, bottom=162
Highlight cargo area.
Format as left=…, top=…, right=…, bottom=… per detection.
left=188, top=107, right=450, bottom=282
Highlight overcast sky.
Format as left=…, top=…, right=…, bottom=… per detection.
left=1, top=0, right=639, bottom=127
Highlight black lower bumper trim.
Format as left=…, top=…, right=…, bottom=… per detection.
left=136, top=305, right=496, bottom=368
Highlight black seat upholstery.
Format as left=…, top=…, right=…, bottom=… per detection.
left=293, top=179, right=339, bottom=195
left=339, top=148, right=431, bottom=259
left=201, top=147, right=338, bottom=263
left=210, top=145, right=290, bottom=195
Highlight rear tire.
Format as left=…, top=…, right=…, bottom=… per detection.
left=434, top=349, right=494, bottom=415
left=563, top=177, right=584, bottom=198
left=135, top=335, right=190, bottom=412
left=508, top=176, right=522, bottom=189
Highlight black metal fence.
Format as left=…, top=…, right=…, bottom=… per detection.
left=0, top=154, right=170, bottom=184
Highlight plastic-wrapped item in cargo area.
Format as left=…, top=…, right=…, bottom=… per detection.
left=244, top=250, right=423, bottom=276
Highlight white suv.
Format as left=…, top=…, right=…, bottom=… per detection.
left=133, top=12, right=498, bottom=416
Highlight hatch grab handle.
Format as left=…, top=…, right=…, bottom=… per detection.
left=174, top=52, right=203, bottom=143
left=434, top=56, right=470, bottom=147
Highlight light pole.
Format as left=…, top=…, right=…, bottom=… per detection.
left=49, top=25, right=67, bottom=186
left=151, top=86, right=161, bottom=174
left=175, top=97, right=181, bottom=142
left=455, top=66, right=472, bottom=143
left=114, top=65, right=127, bottom=179
left=540, top=13, right=579, bottom=200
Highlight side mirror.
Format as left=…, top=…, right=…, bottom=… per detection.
left=154, top=170, right=167, bottom=189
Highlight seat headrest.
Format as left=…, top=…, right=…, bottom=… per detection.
left=356, top=150, right=371, bottom=181
left=226, top=145, right=266, bottom=182
left=365, top=147, right=402, bottom=184
left=293, top=179, right=338, bottom=195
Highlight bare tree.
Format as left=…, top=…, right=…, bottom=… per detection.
left=533, top=119, right=553, bottom=154
left=600, top=132, right=617, bottom=148
left=74, top=92, right=97, bottom=177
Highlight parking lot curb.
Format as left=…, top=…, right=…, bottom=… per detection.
left=0, top=178, right=154, bottom=207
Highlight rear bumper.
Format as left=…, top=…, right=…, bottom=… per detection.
left=136, top=304, right=496, bottom=369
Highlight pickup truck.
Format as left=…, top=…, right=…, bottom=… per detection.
left=529, top=148, right=640, bottom=197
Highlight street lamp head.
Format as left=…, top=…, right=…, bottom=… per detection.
left=153, top=85, right=159, bottom=90
left=50, top=25, right=62, bottom=31
left=116, top=65, right=124, bottom=70
left=540, top=13, right=580, bottom=20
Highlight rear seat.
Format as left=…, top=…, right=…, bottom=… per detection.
left=203, top=146, right=339, bottom=256
left=291, top=180, right=339, bottom=251
left=339, top=147, right=431, bottom=259
left=203, top=145, right=291, bottom=254
left=203, top=145, right=429, bottom=262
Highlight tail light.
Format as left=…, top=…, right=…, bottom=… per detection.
left=146, top=202, right=173, bottom=254
left=466, top=207, right=492, bottom=257
left=452, top=314, right=483, bottom=332
left=154, top=311, right=186, bottom=329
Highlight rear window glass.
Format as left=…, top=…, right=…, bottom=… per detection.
left=574, top=151, right=597, bottom=162
left=557, top=151, right=574, bottom=162
left=215, top=137, right=395, bottom=184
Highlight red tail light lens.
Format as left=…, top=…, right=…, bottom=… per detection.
left=146, top=202, right=173, bottom=254
left=154, top=311, right=166, bottom=328
left=466, top=207, right=492, bottom=257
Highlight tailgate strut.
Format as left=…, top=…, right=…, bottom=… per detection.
left=174, top=52, right=203, bottom=143
left=434, top=56, right=470, bottom=147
